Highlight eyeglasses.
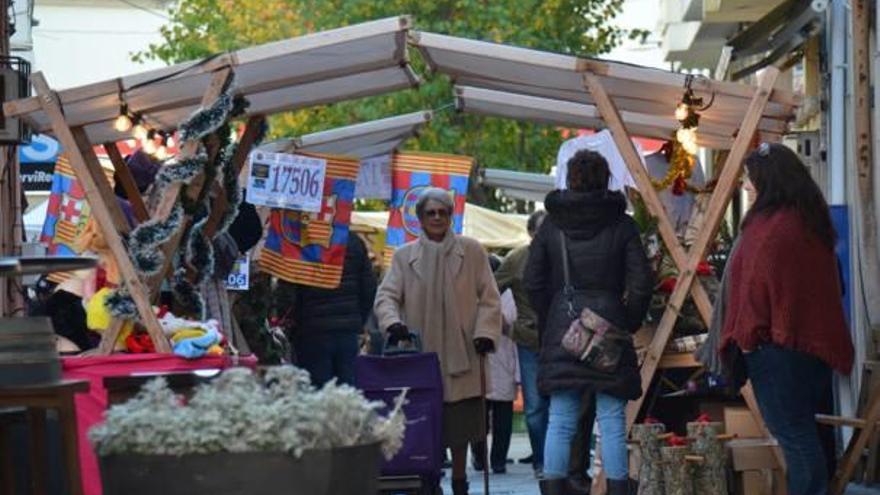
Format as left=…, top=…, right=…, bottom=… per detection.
left=423, top=208, right=451, bottom=219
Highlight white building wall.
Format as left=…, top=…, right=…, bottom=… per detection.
left=31, top=0, right=170, bottom=89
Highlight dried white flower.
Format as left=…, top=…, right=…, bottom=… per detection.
left=89, top=367, right=406, bottom=459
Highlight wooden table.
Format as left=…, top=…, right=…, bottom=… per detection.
left=0, top=380, right=90, bottom=495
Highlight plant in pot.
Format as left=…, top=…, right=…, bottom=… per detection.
left=90, top=366, right=406, bottom=495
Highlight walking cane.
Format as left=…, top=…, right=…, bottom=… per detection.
left=479, top=354, right=490, bottom=495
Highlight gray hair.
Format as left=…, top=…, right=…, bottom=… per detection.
left=415, top=187, right=454, bottom=218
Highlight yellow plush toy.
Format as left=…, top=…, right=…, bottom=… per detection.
left=85, top=287, right=134, bottom=351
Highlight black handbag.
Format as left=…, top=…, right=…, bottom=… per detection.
left=557, top=231, right=631, bottom=374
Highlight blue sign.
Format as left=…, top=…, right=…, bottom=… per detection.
left=19, top=134, right=61, bottom=164
left=831, top=205, right=852, bottom=326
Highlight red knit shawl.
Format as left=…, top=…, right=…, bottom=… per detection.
left=720, top=208, right=854, bottom=374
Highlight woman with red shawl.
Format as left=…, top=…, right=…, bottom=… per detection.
left=720, top=143, right=854, bottom=495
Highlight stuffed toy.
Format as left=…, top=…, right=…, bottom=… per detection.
left=84, top=287, right=134, bottom=351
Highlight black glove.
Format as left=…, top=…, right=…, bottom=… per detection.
left=474, top=337, right=495, bottom=355
left=386, top=323, right=410, bottom=341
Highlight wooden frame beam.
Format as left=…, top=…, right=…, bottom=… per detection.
left=31, top=71, right=170, bottom=353
left=103, top=142, right=149, bottom=223
left=583, top=73, right=714, bottom=325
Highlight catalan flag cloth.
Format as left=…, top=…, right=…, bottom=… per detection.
left=384, top=152, right=472, bottom=265
left=258, top=153, right=359, bottom=289
left=40, top=155, right=114, bottom=284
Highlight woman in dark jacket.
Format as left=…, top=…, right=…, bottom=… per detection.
left=526, top=150, right=653, bottom=495
left=719, top=143, right=853, bottom=495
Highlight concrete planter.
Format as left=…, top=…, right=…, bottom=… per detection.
left=99, top=442, right=382, bottom=495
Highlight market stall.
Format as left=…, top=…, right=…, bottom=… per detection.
left=1, top=13, right=808, bottom=495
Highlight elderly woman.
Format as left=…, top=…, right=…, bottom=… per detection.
left=375, top=187, right=502, bottom=495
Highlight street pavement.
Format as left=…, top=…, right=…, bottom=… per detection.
left=440, top=433, right=541, bottom=495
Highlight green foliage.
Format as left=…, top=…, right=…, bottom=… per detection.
left=136, top=0, right=633, bottom=191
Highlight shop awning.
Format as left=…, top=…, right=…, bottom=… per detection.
left=456, top=86, right=744, bottom=149
left=5, top=16, right=418, bottom=145
left=480, top=168, right=554, bottom=203
left=260, top=110, right=432, bottom=157
left=412, top=31, right=800, bottom=149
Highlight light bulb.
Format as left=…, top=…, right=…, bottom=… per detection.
left=166, top=136, right=175, bottom=148
left=133, top=123, right=149, bottom=141
left=142, top=138, right=158, bottom=155
left=114, top=114, right=133, bottom=133
left=682, top=139, right=699, bottom=156
left=155, top=146, right=168, bottom=160
left=675, top=103, right=689, bottom=122
left=676, top=127, right=695, bottom=144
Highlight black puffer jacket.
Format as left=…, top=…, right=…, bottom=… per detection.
left=277, top=234, right=377, bottom=337
left=525, top=190, right=654, bottom=399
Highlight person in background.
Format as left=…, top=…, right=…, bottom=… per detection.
left=471, top=256, right=519, bottom=475
left=276, top=232, right=376, bottom=386
left=526, top=150, right=653, bottom=495
left=374, top=187, right=501, bottom=495
left=494, top=210, right=551, bottom=478
left=718, top=143, right=853, bottom=495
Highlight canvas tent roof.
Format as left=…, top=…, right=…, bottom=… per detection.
left=412, top=31, right=800, bottom=149
left=4, top=16, right=417, bottom=145
left=260, top=110, right=432, bottom=157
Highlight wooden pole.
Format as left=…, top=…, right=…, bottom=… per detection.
left=31, top=72, right=170, bottom=352
left=853, top=0, right=880, bottom=327
left=0, top=0, right=23, bottom=317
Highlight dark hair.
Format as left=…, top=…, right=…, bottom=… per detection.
left=743, top=143, right=836, bottom=249
left=527, top=210, right=546, bottom=236
left=567, top=149, right=610, bottom=192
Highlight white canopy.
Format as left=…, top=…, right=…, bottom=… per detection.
left=352, top=202, right=529, bottom=249
left=5, top=16, right=418, bottom=145
left=413, top=31, right=799, bottom=150
left=261, top=110, right=432, bottom=157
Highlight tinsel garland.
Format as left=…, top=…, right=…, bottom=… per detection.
left=129, top=206, right=184, bottom=276
left=651, top=140, right=706, bottom=195
left=106, top=288, right=139, bottom=320
left=177, top=92, right=235, bottom=145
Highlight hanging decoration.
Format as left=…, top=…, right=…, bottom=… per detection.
left=650, top=75, right=716, bottom=195
left=383, top=152, right=472, bottom=266
left=258, top=153, right=361, bottom=290
left=649, top=140, right=704, bottom=195
left=107, top=73, right=258, bottom=321
left=673, top=75, right=713, bottom=156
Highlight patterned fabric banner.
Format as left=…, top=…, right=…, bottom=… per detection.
left=258, top=153, right=359, bottom=289
left=384, top=152, right=472, bottom=265
left=41, top=155, right=92, bottom=256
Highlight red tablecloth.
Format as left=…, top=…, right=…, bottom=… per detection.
left=62, top=353, right=258, bottom=495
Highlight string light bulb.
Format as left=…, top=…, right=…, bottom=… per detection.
left=675, top=103, right=689, bottom=122
left=114, top=104, right=133, bottom=133
left=132, top=120, right=149, bottom=141
left=155, top=145, right=168, bottom=160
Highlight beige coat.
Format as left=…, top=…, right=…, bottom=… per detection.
left=374, top=235, right=502, bottom=402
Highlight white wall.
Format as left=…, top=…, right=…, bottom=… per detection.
left=31, top=0, right=171, bottom=89
left=604, top=0, right=669, bottom=70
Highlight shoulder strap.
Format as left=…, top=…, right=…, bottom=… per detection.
left=559, top=230, right=577, bottom=318
left=559, top=230, right=571, bottom=289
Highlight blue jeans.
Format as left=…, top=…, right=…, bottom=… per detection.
left=294, top=333, right=359, bottom=386
left=518, top=344, right=549, bottom=468
left=745, top=345, right=833, bottom=495
left=544, top=390, right=628, bottom=480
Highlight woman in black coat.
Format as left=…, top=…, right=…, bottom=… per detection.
left=525, top=150, right=654, bottom=495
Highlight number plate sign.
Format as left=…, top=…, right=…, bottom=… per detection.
left=225, top=255, right=250, bottom=291
left=246, top=151, right=326, bottom=212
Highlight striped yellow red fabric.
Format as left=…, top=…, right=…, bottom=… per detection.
left=391, top=152, right=473, bottom=175
left=258, top=250, right=344, bottom=289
